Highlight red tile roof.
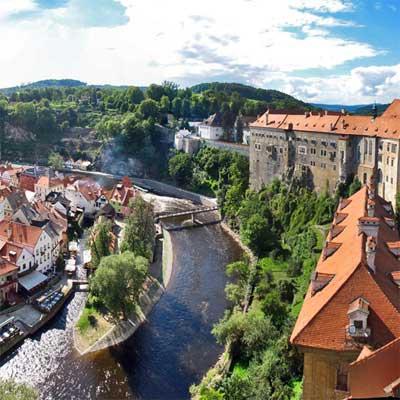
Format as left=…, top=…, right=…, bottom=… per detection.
left=0, top=221, right=42, bottom=249
left=0, top=257, right=18, bottom=275
left=291, top=186, right=400, bottom=351
left=250, top=99, right=400, bottom=139
left=348, top=337, right=400, bottom=398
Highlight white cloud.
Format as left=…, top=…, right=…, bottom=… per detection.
left=0, top=0, right=385, bottom=105
left=0, top=0, right=36, bottom=20
left=282, top=64, right=400, bottom=104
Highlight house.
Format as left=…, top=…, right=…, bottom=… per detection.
left=0, top=221, right=54, bottom=274
left=347, top=337, right=400, bottom=398
left=45, top=191, right=71, bottom=217
left=198, top=113, right=224, bottom=140
left=34, top=176, right=64, bottom=201
left=0, top=258, right=18, bottom=306
left=3, top=191, right=29, bottom=219
left=64, top=178, right=108, bottom=216
left=249, top=100, right=400, bottom=205
left=108, top=176, right=138, bottom=216
left=290, top=180, right=400, bottom=400
left=0, top=164, right=22, bottom=187
left=19, top=166, right=48, bottom=192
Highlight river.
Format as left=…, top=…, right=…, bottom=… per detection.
left=0, top=195, right=242, bottom=400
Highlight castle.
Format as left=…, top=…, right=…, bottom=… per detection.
left=249, top=100, right=400, bottom=206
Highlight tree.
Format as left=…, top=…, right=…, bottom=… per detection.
left=0, top=379, right=38, bottom=400
left=138, top=99, right=159, bottom=120
left=90, top=220, right=113, bottom=267
left=48, top=152, right=64, bottom=170
left=126, top=86, right=144, bottom=105
left=168, top=152, right=193, bottom=186
left=121, top=197, right=156, bottom=260
left=159, top=95, right=171, bottom=114
left=90, top=251, right=148, bottom=319
left=212, top=309, right=277, bottom=358
left=240, top=213, right=279, bottom=257
left=348, top=176, right=362, bottom=196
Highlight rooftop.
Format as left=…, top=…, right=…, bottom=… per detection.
left=291, top=184, right=400, bottom=351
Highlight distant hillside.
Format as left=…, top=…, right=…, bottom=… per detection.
left=191, top=82, right=312, bottom=110
left=353, top=103, right=389, bottom=116
left=0, top=79, right=141, bottom=95
left=0, top=79, right=87, bottom=95
left=311, top=102, right=389, bottom=115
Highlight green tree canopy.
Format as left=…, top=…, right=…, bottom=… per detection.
left=90, top=220, right=114, bottom=268
left=121, top=197, right=155, bottom=260
left=168, top=152, right=193, bottom=186
left=90, top=251, right=148, bottom=319
left=0, top=379, right=38, bottom=400
left=48, top=152, right=64, bottom=170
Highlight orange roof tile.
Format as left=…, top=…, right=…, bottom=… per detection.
left=0, top=221, right=42, bottom=249
left=348, top=337, right=400, bottom=398
left=291, top=186, right=400, bottom=351
left=250, top=99, right=400, bottom=139
left=0, top=257, right=18, bottom=275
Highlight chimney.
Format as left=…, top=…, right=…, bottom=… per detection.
left=365, top=236, right=376, bottom=273
left=367, top=199, right=375, bottom=217
left=368, top=175, right=376, bottom=199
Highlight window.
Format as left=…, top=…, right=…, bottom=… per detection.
left=254, top=143, right=261, bottom=151
left=320, top=149, right=327, bottom=157
left=387, top=143, right=390, bottom=152
left=354, top=320, right=363, bottom=329
left=387, top=157, right=390, bottom=165
left=369, top=140, right=373, bottom=155
left=310, top=148, right=316, bottom=155
left=298, top=146, right=307, bottom=155
left=363, top=173, right=367, bottom=184
left=320, top=163, right=327, bottom=169
left=391, top=177, right=394, bottom=184
left=336, top=368, right=348, bottom=392
left=392, top=144, right=397, bottom=153
left=310, top=161, right=316, bottom=166
left=391, top=158, right=394, bottom=167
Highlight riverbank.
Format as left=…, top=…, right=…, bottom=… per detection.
left=0, top=281, right=75, bottom=359
left=73, top=227, right=175, bottom=355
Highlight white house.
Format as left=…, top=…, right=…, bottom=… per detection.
left=0, top=221, right=54, bottom=273
left=64, top=178, right=107, bottom=216
left=198, top=113, right=224, bottom=140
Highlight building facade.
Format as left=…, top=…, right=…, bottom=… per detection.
left=198, top=113, right=224, bottom=140
left=249, top=100, right=400, bottom=205
left=291, top=182, right=400, bottom=400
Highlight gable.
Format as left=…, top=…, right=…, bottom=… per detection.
left=294, top=265, right=400, bottom=351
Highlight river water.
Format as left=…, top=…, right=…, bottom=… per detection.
left=0, top=195, right=242, bottom=400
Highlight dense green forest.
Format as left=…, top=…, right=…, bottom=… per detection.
left=0, top=80, right=311, bottom=170
left=166, top=148, right=362, bottom=399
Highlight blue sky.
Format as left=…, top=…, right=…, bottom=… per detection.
left=0, top=0, right=399, bottom=104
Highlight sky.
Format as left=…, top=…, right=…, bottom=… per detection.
left=0, top=0, right=399, bottom=104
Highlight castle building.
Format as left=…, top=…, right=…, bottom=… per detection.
left=290, top=181, right=400, bottom=400
left=249, top=100, right=400, bottom=205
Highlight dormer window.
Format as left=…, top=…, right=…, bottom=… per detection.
left=387, top=241, right=400, bottom=257
left=358, top=217, right=379, bottom=238
left=347, top=297, right=371, bottom=338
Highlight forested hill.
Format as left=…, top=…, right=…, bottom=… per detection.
left=0, top=79, right=87, bottom=95
left=0, top=79, right=136, bottom=96
left=191, top=82, right=312, bottom=110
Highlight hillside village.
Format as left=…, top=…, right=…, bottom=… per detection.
left=0, top=165, right=139, bottom=355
